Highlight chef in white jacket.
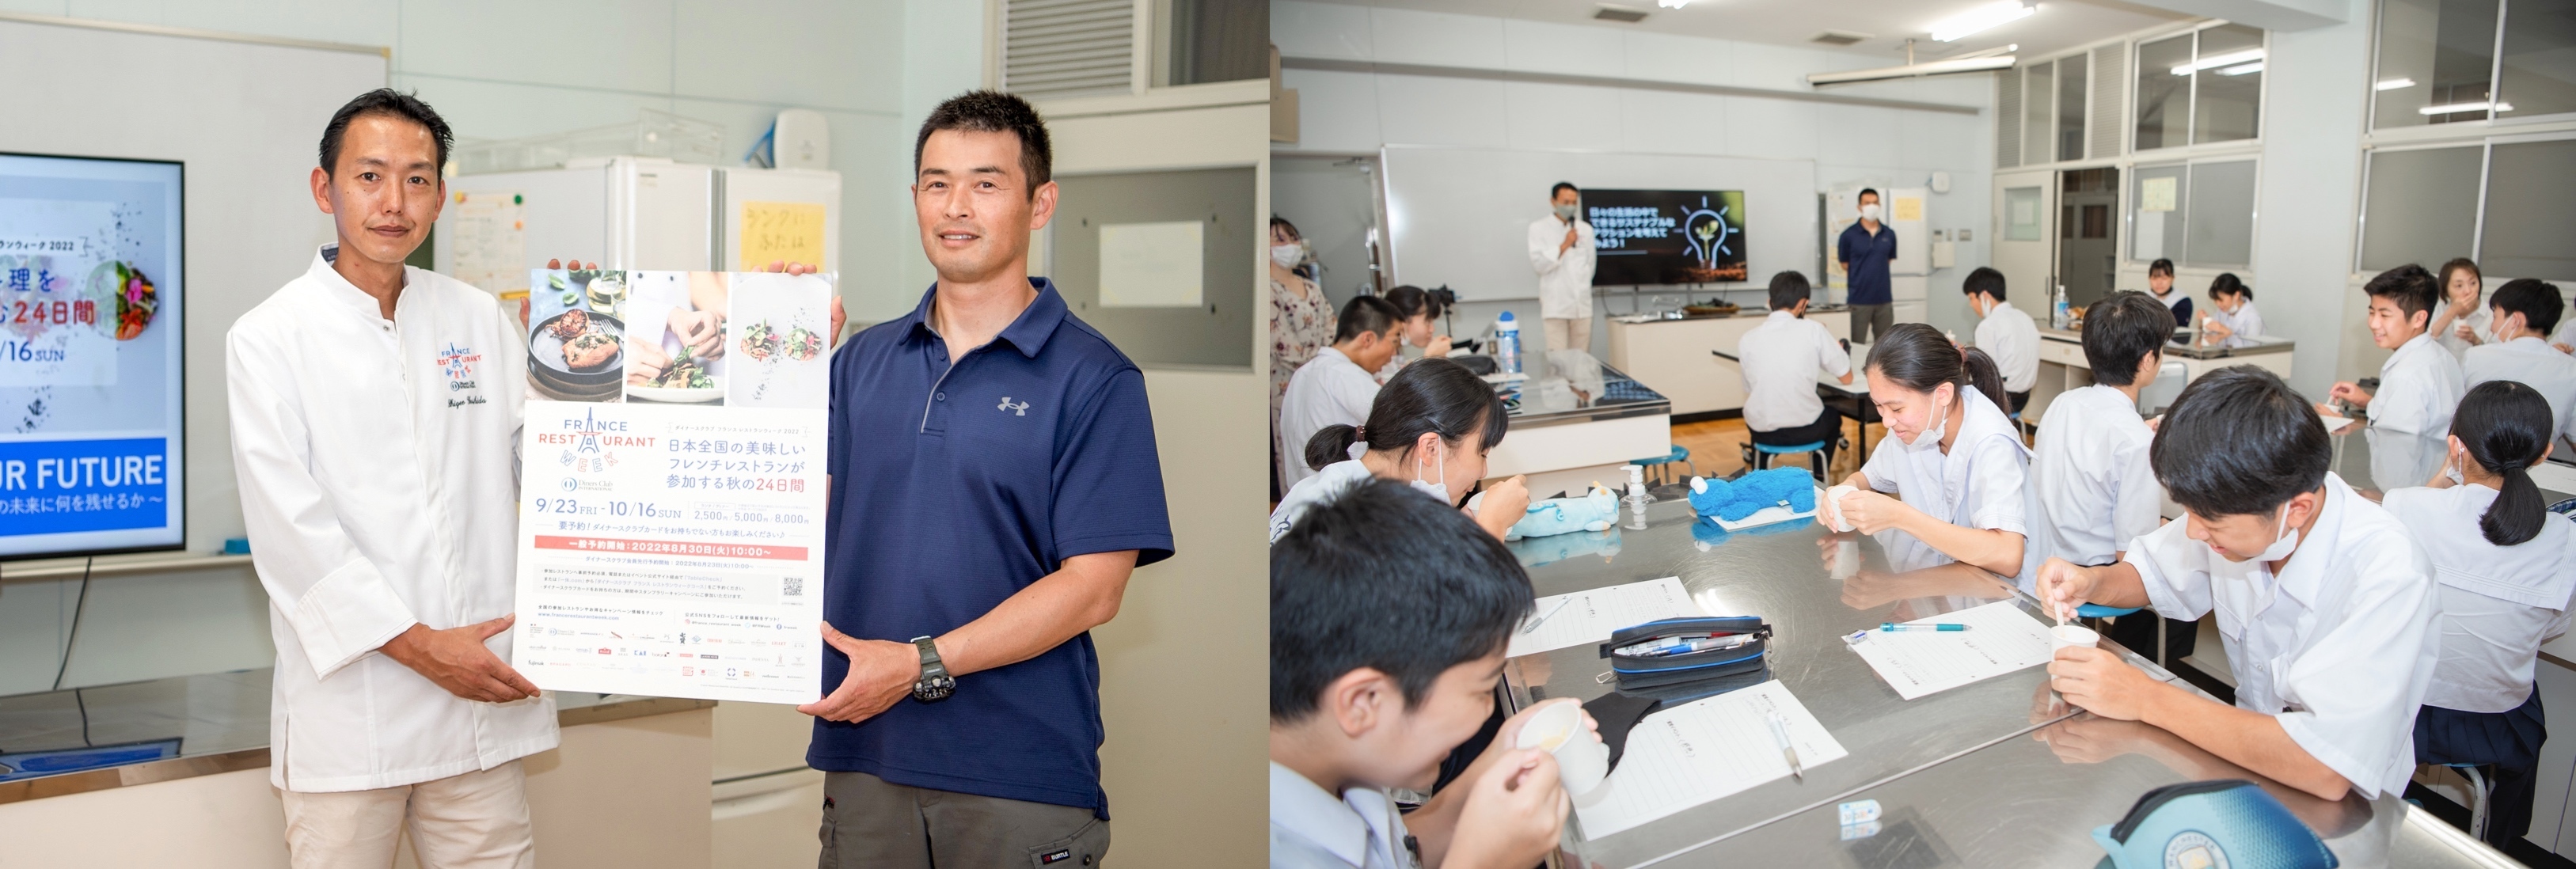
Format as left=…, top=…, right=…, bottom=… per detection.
left=229, top=89, right=554, bottom=869
left=2041, top=366, right=2441, bottom=803
left=2326, top=265, right=2464, bottom=495
left=1527, top=182, right=1596, bottom=355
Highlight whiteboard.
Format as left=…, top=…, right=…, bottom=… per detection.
left=0, top=16, right=386, bottom=552
left=1380, top=146, right=1818, bottom=302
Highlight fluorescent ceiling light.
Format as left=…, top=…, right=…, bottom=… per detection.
left=2170, top=48, right=2265, bottom=75
left=1929, top=1, right=2035, bottom=43
left=2418, top=101, right=2512, bottom=115
left=2375, top=77, right=2416, bottom=90
left=2217, top=62, right=2263, bottom=76
left=1807, top=55, right=2016, bottom=85
left=1657, top=0, right=1693, bottom=6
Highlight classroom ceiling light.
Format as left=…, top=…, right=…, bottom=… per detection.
left=1807, top=55, right=2016, bottom=85
left=2217, top=62, right=2263, bottom=75
left=1811, top=30, right=1873, bottom=45
left=1928, top=1, right=2036, bottom=43
left=2169, top=48, right=2265, bottom=76
left=2418, top=100, right=2512, bottom=115
left=1594, top=3, right=1650, bottom=22
left=1656, top=0, right=1693, bottom=7
left=2375, top=77, right=2417, bottom=90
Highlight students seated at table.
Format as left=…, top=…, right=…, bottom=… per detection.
left=2325, top=264, right=2466, bottom=496
left=1738, top=271, right=1854, bottom=470
left=1280, top=296, right=1404, bottom=488
left=2199, top=273, right=2263, bottom=340
left=2430, top=257, right=2491, bottom=358
left=1270, top=477, right=1579, bottom=869
left=1273, top=358, right=1530, bottom=544
left=1962, top=267, right=2038, bottom=414
left=2145, top=258, right=2191, bottom=331
left=1831, top=323, right=2034, bottom=583
left=2461, top=279, right=2576, bottom=456
left=2038, top=366, right=2441, bottom=802
left=2032, top=292, right=2186, bottom=662
left=1377, top=285, right=1453, bottom=383
left=2383, top=381, right=2576, bottom=848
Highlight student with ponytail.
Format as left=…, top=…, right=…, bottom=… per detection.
left=1832, top=322, right=2036, bottom=582
left=1269, top=358, right=1532, bottom=544
left=2381, top=380, right=2576, bottom=848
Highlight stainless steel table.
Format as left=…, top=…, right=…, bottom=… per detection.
left=1500, top=498, right=2513, bottom=867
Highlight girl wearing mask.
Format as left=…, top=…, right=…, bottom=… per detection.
left=1271, top=217, right=1336, bottom=496
left=1271, top=359, right=1531, bottom=543
left=1832, top=323, right=2036, bottom=583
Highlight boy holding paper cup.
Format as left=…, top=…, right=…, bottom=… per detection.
left=2036, top=366, right=2441, bottom=802
left=1271, top=478, right=1595, bottom=868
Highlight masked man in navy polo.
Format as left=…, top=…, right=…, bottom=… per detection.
left=801, top=91, right=1173, bottom=868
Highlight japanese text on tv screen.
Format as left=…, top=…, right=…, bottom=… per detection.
left=1585, top=189, right=1748, bottom=286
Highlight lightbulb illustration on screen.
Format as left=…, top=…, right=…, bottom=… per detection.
left=1681, top=195, right=1737, bottom=271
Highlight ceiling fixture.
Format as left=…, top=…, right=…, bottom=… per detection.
left=2375, top=78, right=2417, bottom=90
left=1807, top=55, right=2017, bottom=85
left=1656, top=0, right=1693, bottom=7
left=2419, top=101, right=2512, bottom=115
left=1928, top=1, right=2036, bottom=43
left=1594, top=3, right=1649, bottom=22
left=2170, top=48, right=2265, bottom=75
left=1811, top=30, right=1873, bottom=45
left=2217, top=62, right=2263, bottom=76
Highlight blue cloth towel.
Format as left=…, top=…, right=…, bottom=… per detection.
left=1686, top=468, right=1817, bottom=522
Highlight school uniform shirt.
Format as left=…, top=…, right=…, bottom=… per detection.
left=1737, top=309, right=1850, bottom=432
left=1279, top=348, right=1383, bottom=489
left=1974, top=302, right=2041, bottom=393
left=1858, top=387, right=2036, bottom=586
left=1526, top=216, right=1597, bottom=321
left=2437, top=305, right=2494, bottom=359
left=2122, top=472, right=2441, bottom=799
left=2031, top=385, right=2163, bottom=567
left=2206, top=300, right=2263, bottom=339
left=2464, top=336, right=2576, bottom=448
left=2383, top=484, right=2576, bottom=712
left=2151, top=289, right=2194, bottom=331
left=1837, top=222, right=1897, bottom=306
left=2367, top=332, right=2467, bottom=491
left=1271, top=762, right=1415, bottom=869
left=228, top=245, right=556, bottom=792
left=1270, top=460, right=1379, bottom=544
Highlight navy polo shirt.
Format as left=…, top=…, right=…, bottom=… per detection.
left=811, top=278, right=1173, bottom=818
left=1837, top=222, right=1897, bottom=305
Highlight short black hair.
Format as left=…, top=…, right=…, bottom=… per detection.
left=1383, top=285, right=1444, bottom=321
left=1308, top=358, right=1507, bottom=472
left=1766, top=270, right=1812, bottom=312
left=319, top=89, right=452, bottom=177
left=1858, top=188, right=1880, bottom=203
left=2149, top=366, right=2329, bottom=518
left=2082, top=291, right=2169, bottom=387
left=1961, top=266, right=2006, bottom=302
left=2208, top=272, right=2251, bottom=300
left=1271, top=478, right=1534, bottom=723
left=2148, top=258, right=2175, bottom=278
left=1270, top=215, right=1302, bottom=241
left=2362, top=264, right=2441, bottom=330
left=2490, top=278, right=2565, bottom=336
left=1551, top=182, right=1579, bottom=198
left=915, top=89, right=1053, bottom=195
left=1334, top=295, right=1401, bottom=343
left=2438, top=257, right=2483, bottom=296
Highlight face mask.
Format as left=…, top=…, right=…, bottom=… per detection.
left=2253, top=503, right=2301, bottom=562
left=1903, top=393, right=1951, bottom=450
left=1860, top=203, right=1882, bottom=221
left=1553, top=203, right=1579, bottom=221
left=1270, top=243, right=1303, bottom=270
left=1412, top=440, right=1453, bottom=504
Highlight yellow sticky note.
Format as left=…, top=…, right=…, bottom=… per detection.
left=1894, top=197, right=1923, bottom=222
left=738, top=201, right=827, bottom=271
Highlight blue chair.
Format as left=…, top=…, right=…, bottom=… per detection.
left=1741, top=440, right=1829, bottom=482
left=1633, top=445, right=1697, bottom=489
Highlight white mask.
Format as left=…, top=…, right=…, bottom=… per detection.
left=1903, top=392, right=1951, bottom=450
left=1271, top=243, right=1304, bottom=270
left=1860, top=203, right=1882, bottom=221
left=1412, top=440, right=1453, bottom=505
left=2253, top=502, right=2301, bottom=562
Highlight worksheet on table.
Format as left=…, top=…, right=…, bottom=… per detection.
left=1847, top=599, right=2055, bottom=700
left=1506, top=576, right=1704, bottom=658
left=1571, top=680, right=1848, bottom=839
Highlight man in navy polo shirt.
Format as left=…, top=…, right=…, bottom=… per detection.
left=1837, top=188, right=1898, bottom=344
left=800, top=90, right=1173, bottom=867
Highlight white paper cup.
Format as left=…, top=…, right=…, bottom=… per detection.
left=2051, top=624, right=2099, bottom=651
left=1515, top=700, right=1609, bottom=795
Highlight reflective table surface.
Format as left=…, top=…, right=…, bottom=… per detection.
left=1491, top=350, right=1670, bottom=428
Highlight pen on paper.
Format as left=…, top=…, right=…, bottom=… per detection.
left=1521, top=597, right=1573, bottom=634
left=1764, top=710, right=1803, bottom=781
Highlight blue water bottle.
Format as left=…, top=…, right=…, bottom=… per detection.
left=1495, top=311, right=1522, bottom=374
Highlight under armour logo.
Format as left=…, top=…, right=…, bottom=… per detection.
left=997, top=397, right=1028, bottom=416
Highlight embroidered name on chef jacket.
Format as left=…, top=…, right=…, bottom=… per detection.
left=439, top=342, right=488, bottom=408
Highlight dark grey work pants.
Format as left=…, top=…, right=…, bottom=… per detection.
left=819, top=771, right=1109, bottom=869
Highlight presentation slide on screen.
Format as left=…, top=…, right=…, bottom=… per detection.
left=1586, top=189, right=1748, bottom=286
left=0, top=154, right=184, bottom=557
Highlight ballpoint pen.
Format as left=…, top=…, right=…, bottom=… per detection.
left=1879, top=622, right=1970, bottom=632
left=1765, top=710, right=1803, bottom=781
left=1520, top=598, right=1572, bottom=634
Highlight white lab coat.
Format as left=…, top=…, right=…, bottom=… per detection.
left=1526, top=215, right=1596, bottom=321
left=1737, top=310, right=1848, bottom=433
left=2123, top=473, right=2440, bottom=799
left=2366, top=332, right=2464, bottom=491
left=2464, top=336, right=2576, bottom=449
left=1278, top=347, right=1382, bottom=489
left=2383, top=484, right=2576, bottom=712
left=2206, top=299, right=2263, bottom=339
left=1858, top=387, right=2036, bottom=586
left=229, top=247, right=557, bottom=792
left=1974, top=302, right=2040, bottom=394
left=2031, top=385, right=2163, bottom=567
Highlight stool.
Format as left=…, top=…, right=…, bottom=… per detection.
left=1741, top=441, right=1828, bottom=482
left=1632, top=445, right=1697, bottom=489
left=2447, top=762, right=2495, bottom=841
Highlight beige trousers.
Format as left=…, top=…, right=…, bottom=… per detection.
left=1543, top=316, right=1592, bottom=356
left=277, top=761, right=534, bottom=869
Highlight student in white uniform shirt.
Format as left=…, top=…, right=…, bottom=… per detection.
left=1737, top=271, right=1853, bottom=472
left=1280, top=296, right=1404, bottom=488
left=1526, top=182, right=1596, bottom=355
left=2428, top=258, right=2491, bottom=358
left=1962, top=267, right=2039, bottom=415
left=2041, top=366, right=2442, bottom=802
left=2032, top=293, right=2185, bottom=663
left=2461, top=279, right=2576, bottom=455
left=2384, top=381, right=2576, bottom=848
left=2198, top=273, right=2263, bottom=341
left=1273, top=359, right=1529, bottom=544
left=1832, top=323, right=2035, bottom=584
left=228, top=89, right=553, bottom=868
left=2325, top=264, right=2465, bottom=496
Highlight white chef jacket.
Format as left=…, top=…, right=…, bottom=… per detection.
left=1859, top=386, right=2036, bottom=586
left=1526, top=215, right=1596, bottom=321
left=1271, top=762, right=1416, bottom=869
left=2437, top=305, right=2494, bottom=359
left=1738, top=309, right=1848, bottom=432
left=2383, top=484, right=2576, bottom=712
left=229, top=246, right=556, bottom=792
left=2206, top=299, right=2263, bottom=339
left=1974, top=302, right=2040, bottom=393
left=2464, top=336, right=2576, bottom=448
left=1279, top=347, right=1382, bottom=489
left=2365, top=332, right=2464, bottom=491
left=2032, top=385, right=2163, bottom=567
left=2122, top=472, right=2440, bottom=799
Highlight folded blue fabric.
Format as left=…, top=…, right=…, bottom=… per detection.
left=1686, top=468, right=1817, bottom=522
left=1505, top=485, right=1619, bottom=541
left=1508, top=528, right=1622, bottom=567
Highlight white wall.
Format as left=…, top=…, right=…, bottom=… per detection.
left=1271, top=0, right=2000, bottom=350
left=2250, top=2, right=2371, bottom=397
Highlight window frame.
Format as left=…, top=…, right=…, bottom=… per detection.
left=2126, top=155, right=2264, bottom=268
left=2130, top=21, right=2271, bottom=154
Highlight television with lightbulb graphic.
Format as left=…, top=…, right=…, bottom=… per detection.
left=1582, top=189, right=1747, bottom=286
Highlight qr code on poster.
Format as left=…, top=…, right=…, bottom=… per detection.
left=782, top=577, right=804, bottom=597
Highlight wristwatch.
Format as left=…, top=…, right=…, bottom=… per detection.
left=910, top=636, right=956, bottom=702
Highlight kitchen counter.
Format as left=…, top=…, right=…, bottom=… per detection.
left=1608, top=307, right=1853, bottom=417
